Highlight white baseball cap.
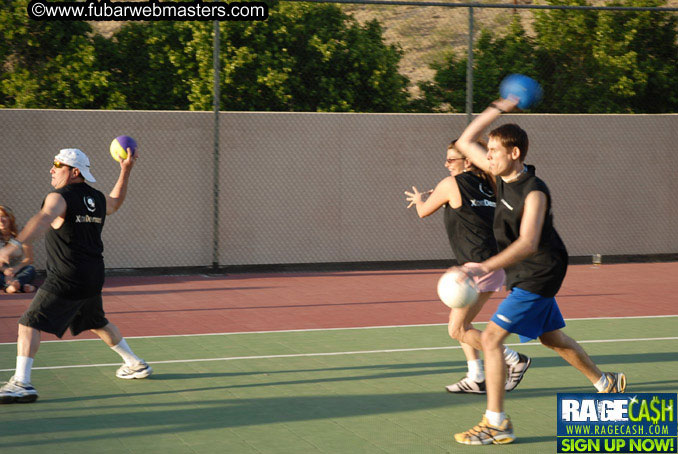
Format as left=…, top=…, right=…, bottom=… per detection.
left=54, top=148, right=96, bottom=183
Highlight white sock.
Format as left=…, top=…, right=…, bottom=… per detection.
left=594, top=374, right=609, bottom=392
left=15, top=356, right=34, bottom=383
left=467, top=359, right=484, bottom=382
left=503, top=346, right=520, bottom=365
left=485, top=410, right=506, bottom=427
left=111, top=339, right=142, bottom=366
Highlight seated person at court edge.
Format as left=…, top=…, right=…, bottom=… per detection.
left=1, top=205, right=37, bottom=293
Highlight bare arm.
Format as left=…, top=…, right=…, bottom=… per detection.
left=455, top=98, right=519, bottom=173
left=0, top=193, right=66, bottom=266
left=458, top=190, right=547, bottom=276
left=2, top=243, right=34, bottom=278
left=405, top=177, right=461, bottom=218
left=11, top=244, right=33, bottom=268
left=106, top=148, right=137, bottom=215
left=17, top=193, right=67, bottom=244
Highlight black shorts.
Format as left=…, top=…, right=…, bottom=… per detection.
left=18, top=288, right=109, bottom=338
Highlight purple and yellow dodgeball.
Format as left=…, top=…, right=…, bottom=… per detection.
left=110, top=135, right=137, bottom=162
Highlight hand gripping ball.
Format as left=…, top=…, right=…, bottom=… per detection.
left=110, top=135, right=138, bottom=162
left=436, top=270, right=479, bottom=309
left=499, top=74, right=543, bottom=109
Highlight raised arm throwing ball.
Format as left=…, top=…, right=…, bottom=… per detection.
left=110, top=135, right=137, bottom=162
left=499, top=74, right=543, bottom=109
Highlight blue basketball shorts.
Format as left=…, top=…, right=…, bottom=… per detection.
left=490, top=287, right=566, bottom=343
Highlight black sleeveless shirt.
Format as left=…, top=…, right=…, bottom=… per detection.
left=493, top=165, right=568, bottom=297
left=41, top=182, right=106, bottom=299
left=443, top=172, right=498, bottom=264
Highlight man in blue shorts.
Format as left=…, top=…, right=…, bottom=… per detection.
left=451, top=97, right=626, bottom=445
left=0, top=147, right=152, bottom=404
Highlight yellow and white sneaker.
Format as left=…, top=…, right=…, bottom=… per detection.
left=454, top=415, right=516, bottom=445
left=598, top=372, right=627, bottom=393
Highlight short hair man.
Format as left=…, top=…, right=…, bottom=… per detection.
left=0, top=146, right=152, bottom=404
left=452, top=97, right=626, bottom=445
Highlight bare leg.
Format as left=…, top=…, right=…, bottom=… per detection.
left=91, top=323, right=123, bottom=347
left=448, top=291, right=494, bottom=353
left=539, top=329, right=602, bottom=384
left=17, top=324, right=41, bottom=358
left=481, top=321, right=511, bottom=413
left=5, top=280, right=21, bottom=294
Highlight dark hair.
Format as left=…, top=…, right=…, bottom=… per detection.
left=448, top=139, right=496, bottom=194
left=488, top=123, right=529, bottom=162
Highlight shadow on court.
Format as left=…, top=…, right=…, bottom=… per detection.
left=0, top=392, right=463, bottom=448
left=149, top=360, right=465, bottom=380
left=519, top=379, right=678, bottom=396
left=135, top=351, right=677, bottom=391
left=514, top=351, right=678, bottom=370
left=0, top=352, right=675, bottom=449
left=6, top=376, right=675, bottom=450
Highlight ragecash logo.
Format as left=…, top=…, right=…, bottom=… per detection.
left=557, top=393, right=677, bottom=453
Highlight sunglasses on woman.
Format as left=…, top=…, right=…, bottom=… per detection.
left=446, top=157, right=465, bottom=164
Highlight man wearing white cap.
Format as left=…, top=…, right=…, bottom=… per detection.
left=0, top=146, right=152, bottom=404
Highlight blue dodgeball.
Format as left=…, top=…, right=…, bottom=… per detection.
left=499, top=74, right=543, bottom=109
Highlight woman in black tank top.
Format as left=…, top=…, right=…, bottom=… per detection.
left=405, top=141, right=525, bottom=395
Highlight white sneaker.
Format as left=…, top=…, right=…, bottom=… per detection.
left=505, top=353, right=531, bottom=392
left=0, top=376, right=39, bottom=404
left=445, top=376, right=486, bottom=394
left=116, top=360, right=153, bottom=379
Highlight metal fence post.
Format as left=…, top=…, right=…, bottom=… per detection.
left=212, top=20, right=221, bottom=270
left=466, top=6, right=474, bottom=123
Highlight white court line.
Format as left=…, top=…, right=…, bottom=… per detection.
left=0, top=314, right=676, bottom=346
left=1, top=336, right=677, bottom=373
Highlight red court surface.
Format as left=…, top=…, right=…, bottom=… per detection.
left=0, top=262, right=676, bottom=343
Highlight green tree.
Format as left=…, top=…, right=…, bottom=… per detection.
left=97, top=2, right=410, bottom=112
left=594, top=0, right=678, bottom=112
left=531, top=0, right=601, bottom=112
left=96, top=22, right=194, bottom=110
left=415, top=18, right=539, bottom=113
left=1, top=0, right=409, bottom=112
left=0, top=0, right=124, bottom=108
left=535, top=0, right=678, bottom=112
left=181, top=2, right=410, bottom=112
left=419, top=0, right=678, bottom=113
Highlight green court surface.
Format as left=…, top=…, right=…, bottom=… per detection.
left=1, top=317, right=677, bottom=453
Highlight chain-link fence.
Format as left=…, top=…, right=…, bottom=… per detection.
left=2, top=2, right=678, bottom=270
left=334, top=0, right=678, bottom=116
left=1, top=109, right=677, bottom=271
